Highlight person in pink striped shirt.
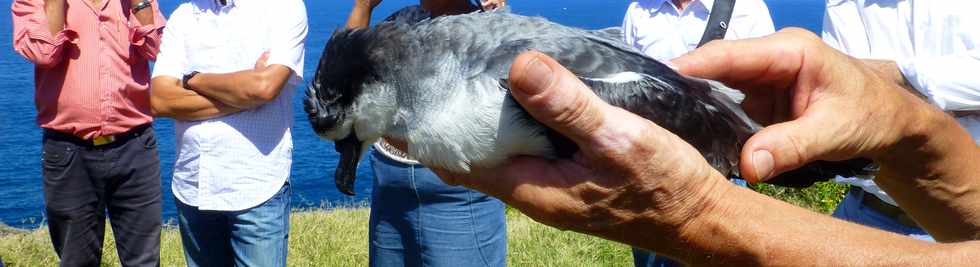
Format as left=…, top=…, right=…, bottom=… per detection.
left=11, top=0, right=165, bottom=266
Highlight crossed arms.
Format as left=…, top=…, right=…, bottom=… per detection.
left=149, top=55, right=293, bottom=121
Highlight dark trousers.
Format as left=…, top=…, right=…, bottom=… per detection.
left=41, top=125, right=161, bottom=267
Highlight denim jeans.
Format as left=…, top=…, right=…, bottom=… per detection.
left=631, top=178, right=748, bottom=267
left=832, top=187, right=933, bottom=241
left=176, top=182, right=291, bottom=267
left=368, top=149, right=507, bottom=267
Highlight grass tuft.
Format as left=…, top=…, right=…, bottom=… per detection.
left=0, top=184, right=846, bottom=266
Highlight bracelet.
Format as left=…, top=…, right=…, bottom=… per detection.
left=132, top=0, right=153, bottom=13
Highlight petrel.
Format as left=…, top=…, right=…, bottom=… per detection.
left=305, top=11, right=871, bottom=195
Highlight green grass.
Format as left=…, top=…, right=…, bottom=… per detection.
left=751, top=181, right=849, bottom=214
left=0, top=184, right=846, bottom=266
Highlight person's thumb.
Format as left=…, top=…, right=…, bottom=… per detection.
left=740, top=116, right=840, bottom=183
left=508, top=51, right=609, bottom=146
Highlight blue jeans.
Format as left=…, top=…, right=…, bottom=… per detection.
left=631, top=178, right=748, bottom=267
left=832, top=187, right=933, bottom=241
left=176, top=182, right=291, bottom=267
left=369, top=149, right=507, bottom=267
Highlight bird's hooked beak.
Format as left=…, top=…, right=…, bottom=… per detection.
left=334, top=134, right=364, bottom=196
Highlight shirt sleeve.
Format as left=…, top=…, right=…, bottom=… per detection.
left=11, top=0, right=77, bottom=68
left=266, top=0, right=308, bottom=80
left=898, top=49, right=980, bottom=111
left=621, top=2, right=638, bottom=49
left=151, top=7, right=187, bottom=80
left=129, top=0, right=167, bottom=61
left=745, top=0, right=775, bottom=38
left=820, top=6, right=846, bottom=52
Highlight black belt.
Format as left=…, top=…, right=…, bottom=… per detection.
left=43, top=124, right=151, bottom=148
left=856, top=187, right=919, bottom=228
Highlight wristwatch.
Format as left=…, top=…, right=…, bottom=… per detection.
left=131, top=0, right=153, bottom=13
left=182, top=71, right=200, bottom=90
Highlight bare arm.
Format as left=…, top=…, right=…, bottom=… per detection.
left=44, top=0, right=65, bottom=35
left=129, top=0, right=154, bottom=26
left=875, top=108, right=980, bottom=241
left=441, top=29, right=980, bottom=265
left=859, top=60, right=980, bottom=241
left=345, top=0, right=381, bottom=29
left=150, top=76, right=241, bottom=121
left=184, top=52, right=294, bottom=109
left=678, top=29, right=980, bottom=242
left=126, top=0, right=166, bottom=60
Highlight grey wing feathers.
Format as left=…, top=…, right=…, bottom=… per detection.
left=476, top=28, right=755, bottom=176
left=579, top=74, right=751, bottom=177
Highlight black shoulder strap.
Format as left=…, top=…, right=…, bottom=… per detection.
left=697, top=0, right=737, bottom=48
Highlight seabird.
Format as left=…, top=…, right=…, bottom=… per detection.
left=305, top=11, right=871, bottom=195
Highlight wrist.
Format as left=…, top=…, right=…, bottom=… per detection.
left=876, top=94, right=963, bottom=179
left=182, top=71, right=201, bottom=91
left=626, top=171, right=737, bottom=261
left=352, top=2, right=376, bottom=12
left=673, top=176, right=766, bottom=266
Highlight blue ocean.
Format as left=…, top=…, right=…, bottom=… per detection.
left=0, top=0, right=824, bottom=228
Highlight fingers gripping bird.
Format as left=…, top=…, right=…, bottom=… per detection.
left=305, top=10, right=871, bottom=195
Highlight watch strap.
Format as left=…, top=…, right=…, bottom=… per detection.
left=182, top=71, right=200, bottom=90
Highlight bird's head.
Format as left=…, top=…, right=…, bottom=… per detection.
left=305, top=28, right=395, bottom=196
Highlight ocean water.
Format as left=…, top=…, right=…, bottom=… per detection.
left=0, top=0, right=823, bottom=228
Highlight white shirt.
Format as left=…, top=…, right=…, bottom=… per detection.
left=822, top=0, right=980, bottom=205
left=152, top=0, right=308, bottom=211
left=622, top=0, right=775, bottom=61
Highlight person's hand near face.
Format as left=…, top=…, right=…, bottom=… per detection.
left=481, top=0, right=505, bottom=10
left=436, top=28, right=980, bottom=264
left=346, top=0, right=383, bottom=29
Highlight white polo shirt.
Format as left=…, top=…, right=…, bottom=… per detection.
left=152, top=0, right=308, bottom=211
left=622, top=0, right=775, bottom=61
left=822, top=0, right=980, bottom=206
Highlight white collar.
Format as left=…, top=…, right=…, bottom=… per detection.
left=641, top=0, right=713, bottom=13
left=192, top=0, right=237, bottom=14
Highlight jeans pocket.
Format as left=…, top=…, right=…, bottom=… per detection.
left=142, top=130, right=158, bottom=150
left=41, top=141, right=76, bottom=183
left=42, top=141, right=75, bottom=169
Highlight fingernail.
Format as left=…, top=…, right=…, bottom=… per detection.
left=516, top=56, right=554, bottom=96
left=752, top=150, right=774, bottom=180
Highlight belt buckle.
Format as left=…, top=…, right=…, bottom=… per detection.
left=93, top=135, right=116, bottom=146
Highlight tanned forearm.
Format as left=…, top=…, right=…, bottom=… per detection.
left=185, top=65, right=292, bottom=109
left=622, top=87, right=980, bottom=264
left=668, top=180, right=980, bottom=266
left=130, top=0, right=154, bottom=26
left=345, top=2, right=374, bottom=29
left=874, top=102, right=980, bottom=242
left=44, top=0, right=66, bottom=35
left=150, top=77, right=241, bottom=121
